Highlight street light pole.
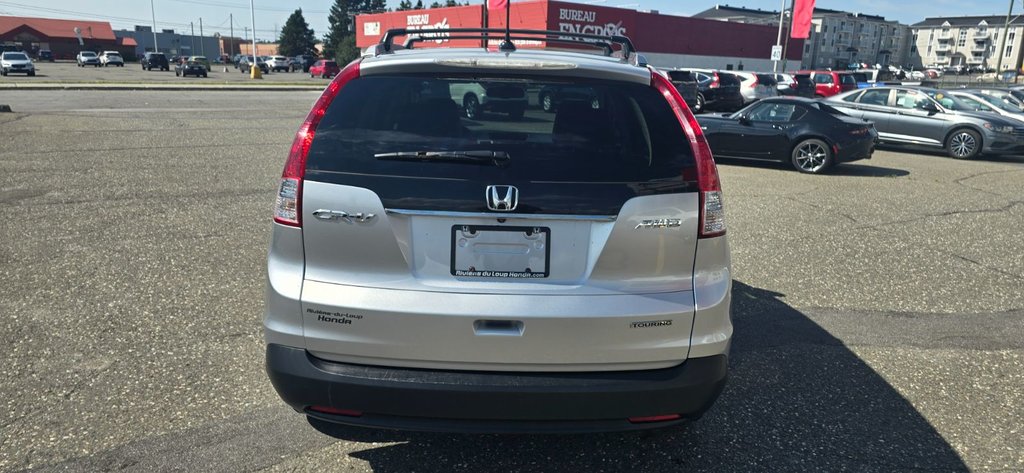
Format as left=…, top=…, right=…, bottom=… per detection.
left=150, top=0, right=159, bottom=53
left=249, top=0, right=261, bottom=78
left=190, top=21, right=195, bottom=55
left=773, top=0, right=786, bottom=71
left=199, top=17, right=205, bottom=56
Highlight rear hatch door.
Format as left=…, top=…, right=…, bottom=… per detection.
left=298, top=69, right=702, bottom=371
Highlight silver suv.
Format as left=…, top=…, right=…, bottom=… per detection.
left=264, top=29, right=732, bottom=433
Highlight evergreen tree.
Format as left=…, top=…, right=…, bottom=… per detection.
left=429, top=1, right=442, bottom=7
left=445, top=0, right=458, bottom=5
left=278, top=9, right=316, bottom=57
left=335, top=35, right=361, bottom=65
left=322, top=0, right=352, bottom=60
left=414, top=0, right=424, bottom=9
left=369, top=0, right=387, bottom=11
left=397, top=0, right=413, bottom=10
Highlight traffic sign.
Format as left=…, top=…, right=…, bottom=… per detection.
left=770, top=45, right=783, bottom=61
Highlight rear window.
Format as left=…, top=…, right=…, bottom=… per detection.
left=755, top=74, right=777, bottom=86
left=717, top=73, right=740, bottom=86
left=306, top=75, right=695, bottom=183
left=667, top=70, right=693, bottom=82
left=849, top=73, right=868, bottom=83
left=814, top=74, right=833, bottom=84
left=325, top=61, right=338, bottom=67
left=840, top=74, right=857, bottom=85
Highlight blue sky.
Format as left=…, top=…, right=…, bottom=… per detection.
left=0, top=0, right=1013, bottom=41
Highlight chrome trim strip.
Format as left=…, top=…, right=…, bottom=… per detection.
left=385, top=208, right=617, bottom=222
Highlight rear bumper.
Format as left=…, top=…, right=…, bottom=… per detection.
left=266, top=343, right=728, bottom=433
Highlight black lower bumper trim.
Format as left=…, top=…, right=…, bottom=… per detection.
left=266, top=344, right=727, bottom=433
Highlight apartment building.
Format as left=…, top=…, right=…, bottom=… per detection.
left=910, top=16, right=1024, bottom=71
left=695, top=5, right=911, bottom=69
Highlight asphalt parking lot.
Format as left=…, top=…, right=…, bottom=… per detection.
left=1, top=90, right=1022, bottom=472
left=0, top=61, right=328, bottom=84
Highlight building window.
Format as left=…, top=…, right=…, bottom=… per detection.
left=928, top=31, right=934, bottom=40
left=927, top=45, right=932, bottom=54
left=1011, top=31, right=1017, bottom=41
left=958, top=29, right=967, bottom=47
left=1006, top=45, right=1013, bottom=58
left=823, top=25, right=828, bottom=33
left=911, top=45, right=917, bottom=54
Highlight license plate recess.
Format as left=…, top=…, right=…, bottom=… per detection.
left=450, top=225, right=550, bottom=278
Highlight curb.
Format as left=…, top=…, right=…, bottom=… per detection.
left=0, top=83, right=325, bottom=92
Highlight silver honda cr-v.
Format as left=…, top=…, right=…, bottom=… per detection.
left=265, top=30, right=732, bottom=433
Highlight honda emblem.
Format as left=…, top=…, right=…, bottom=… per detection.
left=486, top=185, right=518, bottom=212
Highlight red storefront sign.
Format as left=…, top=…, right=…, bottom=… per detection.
left=356, top=5, right=483, bottom=49
left=355, top=0, right=802, bottom=62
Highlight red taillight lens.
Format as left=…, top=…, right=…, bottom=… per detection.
left=651, top=70, right=726, bottom=239
left=273, top=60, right=361, bottom=227
left=628, top=414, right=682, bottom=424
left=309, top=406, right=363, bottom=417
left=710, top=73, right=720, bottom=89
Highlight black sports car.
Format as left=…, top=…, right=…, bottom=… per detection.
left=697, top=97, right=878, bottom=174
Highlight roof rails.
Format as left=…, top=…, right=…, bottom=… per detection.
left=374, top=28, right=638, bottom=64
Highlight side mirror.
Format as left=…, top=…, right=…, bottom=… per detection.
left=737, top=115, right=752, bottom=125
left=922, top=102, right=940, bottom=114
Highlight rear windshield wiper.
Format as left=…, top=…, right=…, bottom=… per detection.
left=374, top=150, right=510, bottom=166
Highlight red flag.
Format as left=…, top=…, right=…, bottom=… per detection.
left=790, top=0, right=816, bottom=39
left=488, top=0, right=508, bottom=9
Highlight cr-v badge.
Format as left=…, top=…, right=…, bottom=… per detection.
left=486, top=185, right=518, bottom=212
left=311, top=209, right=375, bottom=223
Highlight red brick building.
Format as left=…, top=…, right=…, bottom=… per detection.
left=0, top=16, right=137, bottom=60
left=356, top=1, right=802, bottom=71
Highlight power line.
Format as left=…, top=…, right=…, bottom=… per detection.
left=166, top=0, right=327, bottom=14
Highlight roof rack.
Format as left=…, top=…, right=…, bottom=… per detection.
left=375, top=28, right=637, bottom=63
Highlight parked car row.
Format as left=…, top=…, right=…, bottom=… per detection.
left=827, top=85, right=1024, bottom=160
left=232, top=54, right=317, bottom=73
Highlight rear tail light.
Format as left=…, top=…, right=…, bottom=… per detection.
left=273, top=60, right=361, bottom=227
left=651, top=70, right=726, bottom=239
left=790, top=81, right=798, bottom=89
left=709, top=73, right=720, bottom=89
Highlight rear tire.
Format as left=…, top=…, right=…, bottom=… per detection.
left=694, top=93, right=705, bottom=113
left=791, top=138, right=833, bottom=174
left=946, top=128, right=982, bottom=159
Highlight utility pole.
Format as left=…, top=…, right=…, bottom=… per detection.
left=199, top=17, right=205, bottom=56
left=150, top=0, right=159, bottom=53
left=773, top=0, right=786, bottom=72
left=780, top=0, right=795, bottom=71
left=229, top=14, right=234, bottom=57
left=997, top=0, right=1015, bottom=71
left=190, top=21, right=195, bottom=54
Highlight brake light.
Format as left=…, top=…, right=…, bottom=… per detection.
left=709, top=73, right=720, bottom=89
left=651, top=70, right=725, bottom=238
left=274, top=60, right=361, bottom=227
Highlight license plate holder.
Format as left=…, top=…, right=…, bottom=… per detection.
left=450, top=225, right=550, bottom=279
